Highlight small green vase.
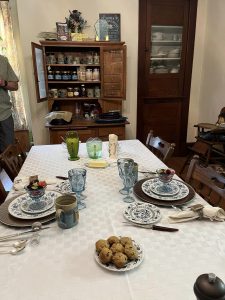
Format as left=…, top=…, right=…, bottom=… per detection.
left=65, top=131, right=80, bottom=161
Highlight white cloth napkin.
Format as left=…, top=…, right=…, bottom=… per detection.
left=13, top=176, right=59, bottom=191
left=168, top=205, right=225, bottom=223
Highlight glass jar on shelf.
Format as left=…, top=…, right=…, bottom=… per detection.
left=93, top=68, right=100, bottom=81
left=48, top=70, right=54, bottom=80
left=54, top=71, right=62, bottom=80
left=86, top=69, right=93, bottom=81
left=93, top=53, right=100, bottom=64
left=80, top=84, right=87, bottom=97
left=71, top=70, right=78, bottom=81
left=94, top=86, right=101, bottom=98
left=74, top=87, right=80, bottom=97
left=86, top=53, right=93, bottom=64
left=57, top=53, right=65, bottom=64
left=78, top=66, right=86, bottom=81
left=67, top=87, right=74, bottom=98
left=62, top=71, right=69, bottom=80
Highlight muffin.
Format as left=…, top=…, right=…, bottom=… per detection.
left=112, top=252, right=128, bottom=268
left=95, top=239, right=110, bottom=253
left=99, top=247, right=113, bottom=264
left=107, top=236, right=120, bottom=245
left=110, top=242, right=124, bottom=254
left=124, top=244, right=138, bottom=260
left=120, top=236, right=133, bottom=246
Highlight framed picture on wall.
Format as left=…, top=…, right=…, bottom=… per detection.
left=99, top=13, right=121, bottom=41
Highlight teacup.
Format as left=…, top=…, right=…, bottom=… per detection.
left=55, top=195, right=79, bottom=229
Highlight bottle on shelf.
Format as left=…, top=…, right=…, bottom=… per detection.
left=67, top=87, right=74, bottom=98
left=93, top=53, right=100, bottom=64
left=86, top=69, right=93, bottom=81
left=93, top=68, right=100, bottom=81
left=74, top=87, right=80, bottom=97
left=54, top=71, right=62, bottom=80
left=62, top=71, right=69, bottom=81
left=80, top=84, right=87, bottom=97
left=48, top=70, right=54, bottom=80
left=71, top=70, right=78, bottom=81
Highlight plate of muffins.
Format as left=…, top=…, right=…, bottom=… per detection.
left=95, top=235, right=144, bottom=272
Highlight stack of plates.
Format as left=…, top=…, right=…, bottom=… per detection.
left=133, top=177, right=195, bottom=207
left=0, top=191, right=61, bottom=227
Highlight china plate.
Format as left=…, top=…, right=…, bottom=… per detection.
left=148, top=179, right=179, bottom=196
left=20, top=195, right=54, bottom=214
left=55, top=180, right=74, bottom=194
left=95, top=240, right=144, bottom=272
left=123, top=203, right=161, bottom=225
left=8, top=191, right=60, bottom=220
left=142, top=178, right=189, bottom=201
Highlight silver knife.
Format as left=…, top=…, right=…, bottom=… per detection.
left=0, top=227, right=50, bottom=242
left=123, top=222, right=178, bottom=232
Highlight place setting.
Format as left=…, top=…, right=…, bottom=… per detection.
left=133, top=168, right=196, bottom=207
left=0, top=176, right=61, bottom=227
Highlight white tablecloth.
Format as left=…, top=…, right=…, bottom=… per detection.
left=1, top=140, right=225, bottom=300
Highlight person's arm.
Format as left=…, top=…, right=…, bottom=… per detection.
left=0, top=79, right=18, bottom=91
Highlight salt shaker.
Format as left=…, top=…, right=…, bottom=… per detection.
left=194, top=273, right=225, bottom=300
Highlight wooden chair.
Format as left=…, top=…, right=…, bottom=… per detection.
left=0, top=178, right=7, bottom=204
left=185, top=155, right=225, bottom=209
left=0, top=140, right=26, bottom=181
left=180, top=107, right=225, bottom=174
left=146, top=130, right=176, bottom=163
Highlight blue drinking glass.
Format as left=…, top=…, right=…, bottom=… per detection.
left=68, top=168, right=87, bottom=210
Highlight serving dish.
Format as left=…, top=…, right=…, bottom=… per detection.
left=95, top=240, right=144, bottom=272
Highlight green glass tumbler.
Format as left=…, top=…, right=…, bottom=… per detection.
left=86, top=137, right=102, bottom=159
left=65, top=131, right=80, bottom=161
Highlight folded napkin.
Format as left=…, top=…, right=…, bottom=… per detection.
left=13, top=176, right=58, bottom=191
left=168, top=204, right=225, bottom=223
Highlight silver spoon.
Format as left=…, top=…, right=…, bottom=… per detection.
left=0, top=239, right=27, bottom=248
left=0, top=245, right=25, bottom=255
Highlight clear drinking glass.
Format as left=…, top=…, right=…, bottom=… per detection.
left=156, top=168, right=175, bottom=193
left=86, top=137, right=102, bottom=159
left=68, top=168, right=87, bottom=210
left=117, top=158, right=136, bottom=203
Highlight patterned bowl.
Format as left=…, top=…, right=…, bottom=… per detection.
left=25, top=186, right=46, bottom=199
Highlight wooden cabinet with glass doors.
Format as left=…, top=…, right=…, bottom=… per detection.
left=137, top=0, right=198, bottom=155
left=31, top=41, right=127, bottom=143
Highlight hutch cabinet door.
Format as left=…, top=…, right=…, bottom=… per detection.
left=31, top=42, right=48, bottom=102
left=101, top=45, right=126, bottom=100
left=137, top=0, right=198, bottom=154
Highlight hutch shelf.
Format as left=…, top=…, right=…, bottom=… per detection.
left=32, top=40, right=127, bottom=143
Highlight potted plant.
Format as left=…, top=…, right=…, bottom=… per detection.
left=65, top=10, right=87, bottom=35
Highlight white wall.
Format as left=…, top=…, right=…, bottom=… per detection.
left=13, top=0, right=224, bottom=145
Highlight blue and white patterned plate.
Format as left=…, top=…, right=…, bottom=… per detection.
left=8, top=191, right=61, bottom=220
left=95, top=239, right=144, bottom=272
left=149, top=179, right=179, bottom=196
left=123, top=203, right=161, bottom=225
left=55, top=180, right=74, bottom=194
left=20, top=195, right=54, bottom=214
left=142, top=178, right=189, bottom=201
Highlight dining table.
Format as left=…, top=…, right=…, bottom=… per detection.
left=0, top=139, right=225, bottom=300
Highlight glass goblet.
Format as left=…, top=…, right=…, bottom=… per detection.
left=65, top=131, right=80, bottom=161
left=118, top=158, right=136, bottom=203
left=156, top=168, right=175, bottom=194
left=68, top=168, right=87, bottom=210
left=117, top=158, right=133, bottom=195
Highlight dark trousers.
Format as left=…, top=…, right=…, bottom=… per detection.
left=0, top=115, right=14, bottom=153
